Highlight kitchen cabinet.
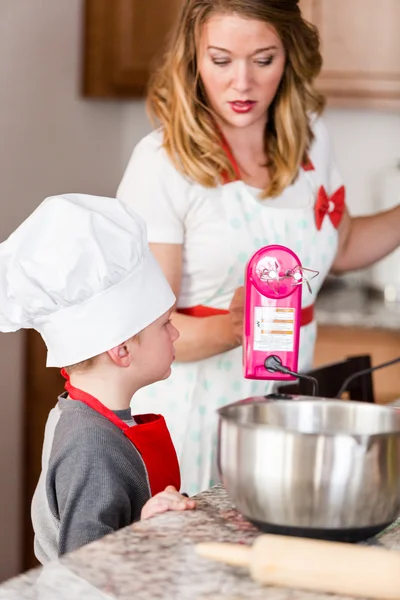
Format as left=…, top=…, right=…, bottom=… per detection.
left=82, top=0, right=182, bottom=97
left=314, top=326, right=400, bottom=405
left=299, top=0, right=400, bottom=109
left=83, top=0, right=400, bottom=107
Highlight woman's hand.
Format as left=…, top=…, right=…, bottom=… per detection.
left=140, top=486, right=196, bottom=520
left=228, top=286, right=245, bottom=345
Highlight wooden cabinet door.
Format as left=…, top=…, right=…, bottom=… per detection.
left=83, top=0, right=182, bottom=97
left=299, top=0, right=400, bottom=109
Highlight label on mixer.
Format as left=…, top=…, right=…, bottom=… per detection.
left=253, top=307, right=295, bottom=352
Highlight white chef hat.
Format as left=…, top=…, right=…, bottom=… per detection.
left=0, top=194, right=175, bottom=367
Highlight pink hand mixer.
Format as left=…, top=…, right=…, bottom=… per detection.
left=244, top=245, right=318, bottom=384
left=244, top=245, right=400, bottom=396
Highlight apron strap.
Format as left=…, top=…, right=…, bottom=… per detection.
left=60, top=369, right=181, bottom=495
left=220, top=133, right=313, bottom=184
left=61, top=368, right=129, bottom=432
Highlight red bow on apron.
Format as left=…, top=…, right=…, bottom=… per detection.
left=220, top=139, right=345, bottom=232
left=301, top=157, right=345, bottom=230
left=314, top=184, right=346, bottom=231
left=61, top=369, right=181, bottom=496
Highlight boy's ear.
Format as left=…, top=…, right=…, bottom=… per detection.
left=107, top=343, right=131, bottom=367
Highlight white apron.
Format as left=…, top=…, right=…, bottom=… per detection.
left=131, top=169, right=340, bottom=495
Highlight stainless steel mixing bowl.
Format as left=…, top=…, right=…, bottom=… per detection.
left=217, top=397, right=400, bottom=541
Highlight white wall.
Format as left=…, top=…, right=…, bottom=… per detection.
left=324, top=108, right=400, bottom=216
left=0, top=0, right=124, bottom=580
left=121, top=102, right=152, bottom=169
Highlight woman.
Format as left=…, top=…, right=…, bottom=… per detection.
left=117, top=0, right=400, bottom=495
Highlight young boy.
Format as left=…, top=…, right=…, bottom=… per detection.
left=0, top=193, right=195, bottom=563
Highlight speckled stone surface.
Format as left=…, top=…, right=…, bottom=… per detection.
left=315, top=281, right=400, bottom=331
left=1, top=485, right=400, bottom=600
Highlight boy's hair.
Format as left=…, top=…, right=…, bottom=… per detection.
left=64, top=356, right=99, bottom=375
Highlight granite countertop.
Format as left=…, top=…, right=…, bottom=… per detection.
left=1, top=485, right=400, bottom=600
left=315, top=279, right=400, bottom=331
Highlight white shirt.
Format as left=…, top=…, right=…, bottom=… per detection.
left=117, top=116, right=342, bottom=309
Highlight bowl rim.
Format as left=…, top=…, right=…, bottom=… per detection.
left=217, top=398, right=400, bottom=438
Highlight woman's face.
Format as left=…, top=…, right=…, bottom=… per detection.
left=198, top=13, right=286, bottom=131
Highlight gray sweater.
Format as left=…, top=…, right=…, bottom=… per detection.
left=32, top=394, right=151, bottom=564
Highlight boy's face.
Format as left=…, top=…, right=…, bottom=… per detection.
left=128, top=309, right=179, bottom=387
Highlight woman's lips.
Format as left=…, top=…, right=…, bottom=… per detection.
left=229, top=101, right=257, bottom=114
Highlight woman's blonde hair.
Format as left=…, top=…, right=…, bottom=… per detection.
left=147, top=0, right=325, bottom=198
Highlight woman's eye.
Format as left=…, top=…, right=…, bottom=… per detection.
left=256, top=57, right=274, bottom=66
left=212, top=58, right=230, bottom=66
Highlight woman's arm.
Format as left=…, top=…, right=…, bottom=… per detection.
left=332, top=205, right=400, bottom=274
left=150, top=243, right=240, bottom=362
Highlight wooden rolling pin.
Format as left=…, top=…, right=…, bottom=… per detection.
left=196, top=534, right=400, bottom=599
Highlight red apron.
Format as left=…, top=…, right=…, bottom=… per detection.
left=61, top=369, right=181, bottom=496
